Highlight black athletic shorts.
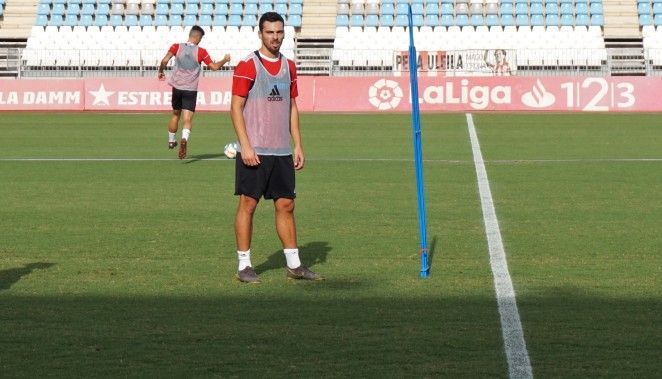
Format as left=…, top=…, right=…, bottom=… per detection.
left=172, top=87, right=197, bottom=112
left=235, top=153, right=296, bottom=200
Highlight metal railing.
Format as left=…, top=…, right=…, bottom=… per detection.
left=4, top=47, right=662, bottom=78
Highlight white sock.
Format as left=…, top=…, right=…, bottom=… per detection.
left=168, top=132, right=176, bottom=143
left=237, top=250, right=252, bottom=271
left=283, top=248, right=301, bottom=269
left=182, top=128, right=191, bottom=141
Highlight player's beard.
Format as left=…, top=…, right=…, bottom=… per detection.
left=265, top=40, right=282, bottom=57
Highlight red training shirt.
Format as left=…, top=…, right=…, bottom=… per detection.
left=168, top=43, right=213, bottom=65
left=232, top=53, right=298, bottom=98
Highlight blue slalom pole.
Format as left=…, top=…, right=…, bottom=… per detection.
left=407, top=5, right=429, bottom=279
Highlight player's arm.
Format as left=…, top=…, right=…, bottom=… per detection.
left=207, top=54, right=231, bottom=71
left=158, top=51, right=174, bottom=80
left=230, top=95, right=260, bottom=166
left=290, top=98, right=304, bottom=170
left=483, top=49, right=494, bottom=69
left=286, top=60, right=303, bottom=170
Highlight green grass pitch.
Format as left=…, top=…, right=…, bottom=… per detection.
left=1, top=112, right=660, bottom=377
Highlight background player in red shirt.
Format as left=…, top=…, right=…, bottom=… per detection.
left=158, top=25, right=230, bottom=159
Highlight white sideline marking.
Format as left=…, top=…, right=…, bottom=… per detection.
left=466, top=113, right=534, bottom=379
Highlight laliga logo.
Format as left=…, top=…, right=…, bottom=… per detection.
left=521, top=79, right=555, bottom=108
left=369, top=79, right=403, bottom=110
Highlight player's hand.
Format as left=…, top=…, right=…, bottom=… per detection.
left=241, top=146, right=261, bottom=167
left=293, top=147, right=304, bottom=170
left=158, top=72, right=165, bottom=81
left=222, top=54, right=231, bottom=64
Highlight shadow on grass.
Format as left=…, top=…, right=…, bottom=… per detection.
left=0, top=293, right=507, bottom=377
left=0, top=283, right=662, bottom=378
left=184, top=153, right=226, bottom=163
left=1, top=289, right=658, bottom=377
left=254, top=241, right=331, bottom=275
left=429, top=235, right=438, bottom=274
left=0, top=262, right=56, bottom=291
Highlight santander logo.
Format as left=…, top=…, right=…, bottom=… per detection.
left=521, top=79, right=556, bottom=108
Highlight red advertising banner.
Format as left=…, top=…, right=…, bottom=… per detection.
left=83, top=78, right=232, bottom=111
left=0, top=79, right=85, bottom=111
left=1, top=76, right=661, bottom=112
left=311, top=76, right=662, bottom=112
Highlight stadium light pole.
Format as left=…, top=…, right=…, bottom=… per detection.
left=407, top=5, right=430, bottom=279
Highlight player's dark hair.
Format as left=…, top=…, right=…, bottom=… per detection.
left=259, top=12, right=285, bottom=32
left=190, top=25, right=205, bottom=38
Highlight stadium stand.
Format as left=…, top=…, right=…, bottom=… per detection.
left=642, top=0, right=662, bottom=66
left=0, top=0, right=659, bottom=77
left=332, top=0, right=608, bottom=72
left=332, top=0, right=609, bottom=35
left=27, top=0, right=301, bottom=29
left=17, top=0, right=301, bottom=70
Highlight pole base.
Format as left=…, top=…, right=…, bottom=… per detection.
left=419, top=251, right=429, bottom=278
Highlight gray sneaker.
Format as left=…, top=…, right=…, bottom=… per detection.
left=236, top=266, right=260, bottom=283
left=286, top=265, right=324, bottom=281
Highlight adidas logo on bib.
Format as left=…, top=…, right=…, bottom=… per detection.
left=267, top=85, right=283, bottom=102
